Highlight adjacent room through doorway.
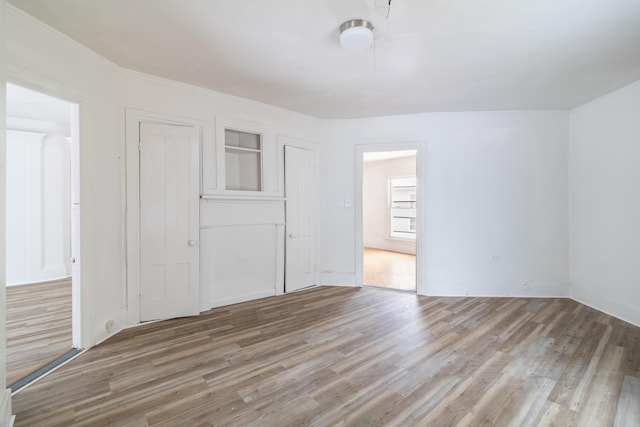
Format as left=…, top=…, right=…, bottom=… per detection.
left=362, top=150, right=417, bottom=292
left=5, top=83, right=80, bottom=389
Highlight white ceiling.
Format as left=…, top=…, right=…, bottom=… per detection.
left=7, top=83, right=73, bottom=136
left=8, top=0, right=640, bottom=119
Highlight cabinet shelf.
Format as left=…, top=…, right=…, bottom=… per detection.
left=224, top=128, right=262, bottom=192
left=225, top=145, right=261, bottom=154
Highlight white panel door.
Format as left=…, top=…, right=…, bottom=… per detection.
left=285, top=146, right=316, bottom=292
left=140, top=123, right=200, bottom=321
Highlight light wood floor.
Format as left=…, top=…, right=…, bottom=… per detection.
left=6, top=279, right=73, bottom=386
left=11, top=286, right=640, bottom=426
left=364, top=247, right=416, bottom=291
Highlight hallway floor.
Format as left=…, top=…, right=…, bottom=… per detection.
left=363, top=247, right=416, bottom=292
left=5, top=279, right=73, bottom=386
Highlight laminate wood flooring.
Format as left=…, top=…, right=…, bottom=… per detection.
left=11, top=286, right=640, bottom=426
left=363, top=247, right=416, bottom=291
left=6, top=279, right=73, bottom=386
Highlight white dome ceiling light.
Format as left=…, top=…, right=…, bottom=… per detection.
left=339, top=19, right=375, bottom=49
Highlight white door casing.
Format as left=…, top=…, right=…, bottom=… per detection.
left=355, top=143, right=425, bottom=295
left=139, top=122, right=200, bottom=321
left=70, top=104, right=81, bottom=347
left=285, top=146, right=316, bottom=292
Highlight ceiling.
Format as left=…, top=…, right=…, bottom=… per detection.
left=7, top=83, right=73, bottom=136
left=8, top=0, right=640, bottom=119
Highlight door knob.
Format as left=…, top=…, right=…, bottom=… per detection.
left=188, top=240, right=198, bottom=246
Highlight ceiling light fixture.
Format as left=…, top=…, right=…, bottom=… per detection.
left=339, top=19, right=374, bottom=49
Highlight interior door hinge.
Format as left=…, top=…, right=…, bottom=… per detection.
left=138, top=293, right=142, bottom=302
left=138, top=143, right=141, bottom=152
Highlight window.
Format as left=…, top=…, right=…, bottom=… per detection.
left=389, top=176, right=416, bottom=240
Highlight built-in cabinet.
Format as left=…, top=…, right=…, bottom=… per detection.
left=224, top=129, right=262, bottom=191
left=200, top=116, right=285, bottom=310
left=205, top=116, right=280, bottom=198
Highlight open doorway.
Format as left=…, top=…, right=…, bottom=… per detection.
left=355, top=145, right=423, bottom=293
left=5, top=83, right=81, bottom=390
left=362, top=150, right=417, bottom=292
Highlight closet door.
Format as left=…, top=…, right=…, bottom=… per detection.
left=139, top=122, right=200, bottom=321
left=285, top=146, right=317, bottom=292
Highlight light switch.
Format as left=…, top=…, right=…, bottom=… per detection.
left=345, top=198, right=352, bottom=208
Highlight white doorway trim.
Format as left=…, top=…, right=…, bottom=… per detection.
left=6, top=71, right=85, bottom=349
left=355, top=142, right=426, bottom=295
left=125, top=108, right=204, bottom=324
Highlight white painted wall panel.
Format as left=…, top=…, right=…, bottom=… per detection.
left=203, top=225, right=279, bottom=307
left=200, top=199, right=285, bottom=308
left=569, top=80, right=640, bottom=327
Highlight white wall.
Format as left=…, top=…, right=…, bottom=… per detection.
left=6, top=130, right=71, bottom=285
left=363, top=156, right=416, bottom=254
left=569, top=80, right=640, bottom=327
left=322, top=111, right=570, bottom=297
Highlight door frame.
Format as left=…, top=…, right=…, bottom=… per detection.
left=5, top=70, right=85, bottom=348
left=278, top=136, right=321, bottom=293
left=355, top=142, right=426, bottom=295
left=125, top=108, right=204, bottom=324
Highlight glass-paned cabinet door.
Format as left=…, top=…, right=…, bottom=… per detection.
left=224, top=129, right=262, bottom=191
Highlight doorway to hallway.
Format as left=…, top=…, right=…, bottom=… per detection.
left=5, top=83, right=81, bottom=389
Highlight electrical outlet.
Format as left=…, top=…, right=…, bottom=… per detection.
left=519, top=282, right=530, bottom=290
left=105, top=319, right=115, bottom=333
left=491, top=255, right=500, bottom=263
